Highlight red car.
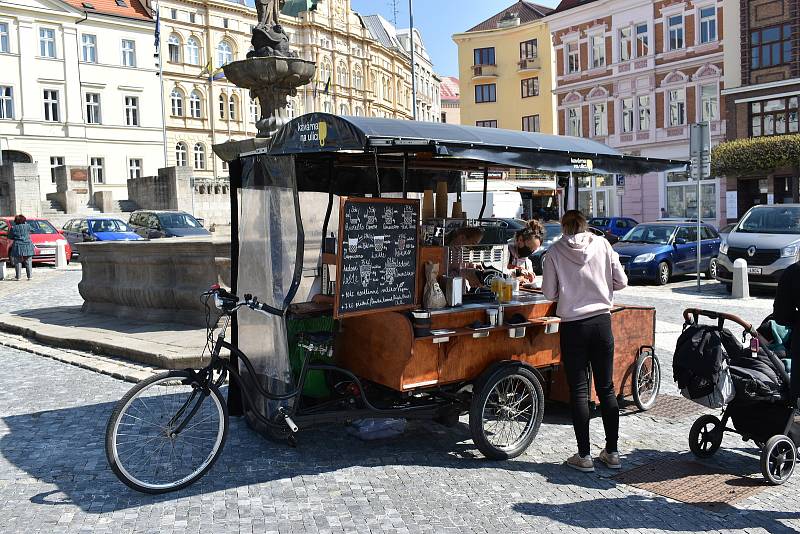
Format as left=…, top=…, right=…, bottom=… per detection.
left=0, top=217, right=73, bottom=264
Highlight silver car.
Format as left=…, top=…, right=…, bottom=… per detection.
left=716, top=204, right=800, bottom=289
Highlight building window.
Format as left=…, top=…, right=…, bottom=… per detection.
left=228, top=95, right=236, bottom=120
left=121, top=39, right=136, bottom=67
left=175, top=142, right=187, bottom=166
left=668, top=88, right=685, bottom=126
left=0, top=22, right=9, bottom=53
left=520, top=39, right=537, bottom=59
left=700, top=84, right=718, bottom=122
left=668, top=15, right=684, bottom=51
left=356, top=106, right=364, bottom=117
left=85, top=93, right=101, bottom=124
left=40, top=28, right=56, bottom=58
left=620, top=27, right=632, bottom=61
left=636, top=23, right=649, bottom=57
left=185, top=37, right=200, bottom=65
left=217, top=41, right=233, bottom=66
left=621, top=97, right=634, bottom=133
left=43, top=89, right=59, bottom=121
left=170, top=89, right=184, bottom=116
left=0, top=86, right=13, bottom=119
left=592, top=103, right=607, bottom=136
left=170, top=8, right=177, bottom=18
left=475, top=120, right=498, bottom=128
left=521, top=77, right=539, bottom=98
left=473, top=47, right=495, bottom=65
left=751, top=25, right=793, bottom=69
left=750, top=97, right=799, bottom=136
left=638, top=95, right=651, bottom=130
left=287, top=99, right=296, bottom=118
left=250, top=98, right=258, bottom=122
left=50, top=156, right=64, bottom=183
left=567, top=42, right=579, bottom=73
left=323, top=100, right=332, bottom=113
left=82, top=34, right=97, bottom=63
left=189, top=12, right=196, bottom=23
left=666, top=172, right=716, bottom=219
left=567, top=107, right=581, bottom=136
left=189, top=91, right=202, bottom=118
left=218, top=94, right=226, bottom=119
left=339, top=103, right=349, bottom=115
left=128, top=158, right=142, bottom=179
left=336, top=61, right=348, bottom=86
left=168, top=35, right=181, bottom=63
left=353, top=68, right=363, bottom=89
left=591, top=35, right=605, bottom=68
left=124, top=96, right=139, bottom=126
left=522, top=114, right=540, bottom=132
left=193, top=143, right=205, bottom=170
left=222, top=18, right=229, bottom=29
left=90, top=157, right=104, bottom=184
left=475, top=84, right=496, bottom=103
left=699, top=7, right=717, bottom=44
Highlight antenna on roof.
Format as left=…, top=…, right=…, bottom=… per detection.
left=387, top=0, right=399, bottom=25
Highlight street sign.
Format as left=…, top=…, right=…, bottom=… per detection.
left=689, top=123, right=710, bottom=293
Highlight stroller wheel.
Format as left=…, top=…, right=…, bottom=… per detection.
left=689, top=414, right=723, bottom=458
left=760, top=435, right=796, bottom=485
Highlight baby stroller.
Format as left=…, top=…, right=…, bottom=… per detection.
left=675, top=308, right=799, bottom=485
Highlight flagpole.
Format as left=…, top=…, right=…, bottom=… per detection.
left=154, top=0, right=168, bottom=166
left=408, top=0, right=417, bottom=120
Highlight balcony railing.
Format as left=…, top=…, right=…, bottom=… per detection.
left=471, top=64, right=498, bottom=78
left=518, top=56, right=541, bottom=71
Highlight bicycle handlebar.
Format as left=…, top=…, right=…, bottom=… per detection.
left=204, top=285, right=284, bottom=317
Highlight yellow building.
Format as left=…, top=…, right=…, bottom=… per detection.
left=452, top=1, right=556, bottom=134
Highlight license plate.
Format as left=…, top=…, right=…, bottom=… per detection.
left=747, top=267, right=762, bottom=275
left=36, top=247, right=55, bottom=255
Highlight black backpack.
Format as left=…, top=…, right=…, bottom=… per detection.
left=673, top=324, right=742, bottom=399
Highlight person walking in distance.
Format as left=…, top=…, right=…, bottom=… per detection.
left=10, top=214, right=35, bottom=281
left=542, top=210, right=628, bottom=472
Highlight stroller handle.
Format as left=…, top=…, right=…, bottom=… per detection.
left=682, top=308, right=759, bottom=336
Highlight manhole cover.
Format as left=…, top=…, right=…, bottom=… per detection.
left=622, top=394, right=707, bottom=420
left=614, top=460, right=766, bottom=510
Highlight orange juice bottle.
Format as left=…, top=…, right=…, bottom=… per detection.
left=491, top=277, right=500, bottom=296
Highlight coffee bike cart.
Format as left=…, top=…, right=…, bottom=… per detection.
left=105, top=114, right=685, bottom=494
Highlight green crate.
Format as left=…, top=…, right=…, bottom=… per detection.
left=287, top=315, right=334, bottom=399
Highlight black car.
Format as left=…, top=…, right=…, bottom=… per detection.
left=128, top=210, right=211, bottom=239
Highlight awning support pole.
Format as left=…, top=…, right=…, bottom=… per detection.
left=479, top=167, right=488, bottom=218
left=402, top=152, right=408, bottom=199
left=373, top=150, right=382, bottom=197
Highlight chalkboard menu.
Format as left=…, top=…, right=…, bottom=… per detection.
left=335, top=197, right=420, bottom=318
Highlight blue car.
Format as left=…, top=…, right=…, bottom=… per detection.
left=613, top=222, right=721, bottom=285
left=588, top=217, right=639, bottom=237
left=62, top=217, right=142, bottom=254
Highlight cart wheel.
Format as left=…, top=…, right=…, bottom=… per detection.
left=689, top=414, right=723, bottom=458
left=469, top=365, right=544, bottom=460
left=633, top=350, right=661, bottom=411
left=760, top=435, right=796, bottom=485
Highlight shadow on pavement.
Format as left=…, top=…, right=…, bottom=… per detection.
left=8, top=305, right=199, bottom=335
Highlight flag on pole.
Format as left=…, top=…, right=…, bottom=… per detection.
left=199, top=57, right=212, bottom=78
left=323, top=75, right=331, bottom=94
left=210, top=67, right=226, bottom=82
left=153, top=8, right=160, bottom=48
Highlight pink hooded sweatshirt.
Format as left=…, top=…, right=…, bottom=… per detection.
left=541, top=231, right=628, bottom=322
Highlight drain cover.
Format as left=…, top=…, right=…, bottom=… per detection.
left=622, top=394, right=707, bottom=420
left=614, top=460, right=766, bottom=510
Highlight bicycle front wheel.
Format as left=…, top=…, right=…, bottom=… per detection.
left=105, top=370, right=229, bottom=494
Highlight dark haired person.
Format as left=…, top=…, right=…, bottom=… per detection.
left=773, top=262, right=800, bottom=399
left=507, top=220, right=544, bottom=282
left=542, top=210, right=628, bottom=472
left=10, top=214, right=34, bottom=281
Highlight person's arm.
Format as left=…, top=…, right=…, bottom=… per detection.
left=774, top=265, right=800, bottom=327
left=610, top=245, right=628, bottom=291
left=541, top=252, right=558, bottom=301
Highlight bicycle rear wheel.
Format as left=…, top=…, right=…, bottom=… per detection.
left=105, top=370, right=229, bottom=494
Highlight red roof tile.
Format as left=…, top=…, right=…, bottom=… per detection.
left=64, top=0, right=153, bottom=22
left=552, top=0, right=600, bottom=14
left=440, top=76, right=460, bottom=101
left=466, top=1, right=552, bottom=32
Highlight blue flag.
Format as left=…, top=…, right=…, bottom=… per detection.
left=154, top=9, right=160, bottom=48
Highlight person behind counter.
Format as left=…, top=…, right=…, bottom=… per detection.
left=541, top=210, right=628, bottom=472
left=507, top=220, right=544, bottom=282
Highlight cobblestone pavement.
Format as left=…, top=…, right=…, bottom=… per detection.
left=3, top=270, right=800, bottom=533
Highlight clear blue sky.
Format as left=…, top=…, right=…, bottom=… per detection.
left=350, top=0, right=559, bottom=78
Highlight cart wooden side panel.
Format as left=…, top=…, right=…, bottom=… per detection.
left=547, top=306, right=656, bottom=404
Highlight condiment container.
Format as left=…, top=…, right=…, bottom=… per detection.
left=486, top=308, right=498, bottom=326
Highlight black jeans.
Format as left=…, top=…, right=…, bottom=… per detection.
left=560, top=313, right=618, bottom=457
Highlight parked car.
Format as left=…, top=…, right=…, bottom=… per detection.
left=613, top=221, right=721, bottom=285
left=588, top=217, right=639, bottom=238
left=716, top=204, right=800, bottom=290
left=0, top=217, right=72, bottom=264
left=62, top=217, right=142, bottom=253
left=718, top=222, right=736, bottom=245
left=128, top=210, right=211, bottom=239
left=530, top=222, right=618, bottom=274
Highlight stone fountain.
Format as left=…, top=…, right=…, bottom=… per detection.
left=213, top=0, right=316, bottom=160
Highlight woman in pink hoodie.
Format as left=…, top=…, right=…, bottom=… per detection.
left=542, top=210, right=628, bottom=472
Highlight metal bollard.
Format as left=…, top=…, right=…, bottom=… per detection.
left=732, top=258, right=750, bottom=299
left=55, top=240, right=68, bottom=269
left=0, top=262, right=5, bottom=280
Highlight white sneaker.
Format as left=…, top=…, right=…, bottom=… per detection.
left=598, top=449, right=621, bottom=469
left=565, top=453, right=594, bottom=472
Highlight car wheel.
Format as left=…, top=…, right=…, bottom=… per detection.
left=656, top=261, right=671, bottom=286
left=706, top=258, right=718, bottom=279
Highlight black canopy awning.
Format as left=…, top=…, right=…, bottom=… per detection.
left=238, top=113, right=688, bottom=194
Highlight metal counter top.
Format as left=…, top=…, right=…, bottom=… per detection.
left=429, top=292, right=552, bottom=316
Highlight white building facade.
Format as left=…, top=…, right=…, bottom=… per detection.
left=0, top=0, right=164, bottom=202
left=397, top=28, right=442, bottom=122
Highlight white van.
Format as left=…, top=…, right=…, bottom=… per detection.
left=447, top=191, right=523, bottom=219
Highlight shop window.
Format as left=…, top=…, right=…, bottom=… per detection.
left=666, top=172, right=717, bottom=219
left=750, top=97, right=799, bottom=136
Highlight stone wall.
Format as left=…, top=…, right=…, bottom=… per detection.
left=127, top=166, right=231, bottom=226
left=0, top=163, right=42, bottom=217
left=47, top=166, right=92, bottom=213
